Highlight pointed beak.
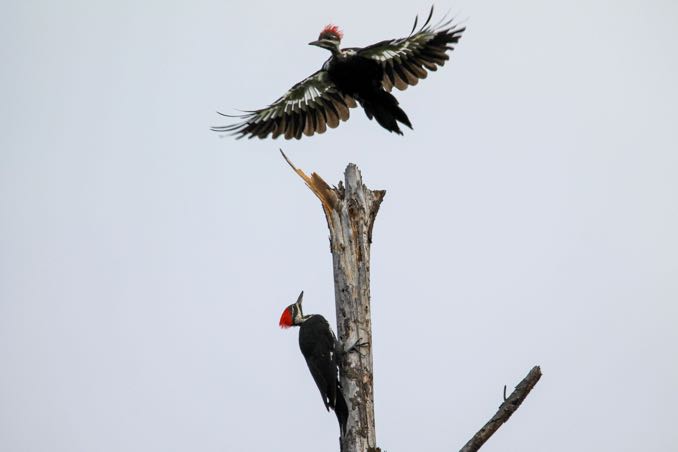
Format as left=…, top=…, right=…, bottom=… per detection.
left=308, top=40, right=322, bottom=47
left=296, top=291, right=304, bottom=305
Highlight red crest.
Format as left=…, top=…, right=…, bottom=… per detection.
left=279, top=307, right=293, bottom=329
left=321, top=24, right=343, bottom=40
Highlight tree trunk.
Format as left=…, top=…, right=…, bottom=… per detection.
left=282, top=152, right=383, bottom=452
left=326, top=165, right=383, bottom=452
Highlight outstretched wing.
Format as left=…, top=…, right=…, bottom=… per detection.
left=212, top=70, right=358, bottom=140
left=358, top=7, right=465, bottom=92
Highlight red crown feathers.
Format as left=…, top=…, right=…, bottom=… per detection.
left=321, top=24, right=343, bottom=40
left=279, top=306, right=293, bottom=329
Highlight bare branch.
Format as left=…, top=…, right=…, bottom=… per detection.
left=460, top=365, right=542, bottom=452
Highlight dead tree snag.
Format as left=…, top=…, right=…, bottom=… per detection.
left=281, top=150, right=383, bottom=452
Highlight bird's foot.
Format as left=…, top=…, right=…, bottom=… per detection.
left=344, top=338, right=369, bottom=356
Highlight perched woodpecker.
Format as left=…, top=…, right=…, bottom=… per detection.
left=213, top=7, right=465, bottom=139
left=279, top=291, right=348, bottom=434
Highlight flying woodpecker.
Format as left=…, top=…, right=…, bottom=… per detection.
left=213, top=6, right=465, bottom=139
left=279, top=291, right=348, bottom=434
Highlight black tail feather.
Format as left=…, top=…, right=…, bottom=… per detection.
left=361, top=90, right=412, bottom=134
left=334, top=388, right=348, bottom=435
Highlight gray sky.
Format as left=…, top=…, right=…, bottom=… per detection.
left=2, top=0, right=677, bottom=451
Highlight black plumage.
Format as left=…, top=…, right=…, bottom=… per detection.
left=299, top=314, right=348, bottom=432
left=279, top=292, right=348, bottom=434
left=323, top=52, right=411, bottom=135
left=213, top=7, right=465, bottom=139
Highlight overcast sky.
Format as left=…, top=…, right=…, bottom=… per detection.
left=2, top=0, right=677, bottom=451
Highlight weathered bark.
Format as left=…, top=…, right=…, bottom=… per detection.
left=460, top=365, right=542, bottom=452
left=281, top=151, right=383, bottom=452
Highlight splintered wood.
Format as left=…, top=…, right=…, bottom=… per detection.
left=280, top=150, right=338, bottom=215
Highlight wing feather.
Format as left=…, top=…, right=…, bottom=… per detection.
left=315, top=108, right=327, bottom=134
left=212, top=70, right=357, bottom=140
left=358, top=6, right=465, bottom=92
left=343, top=95, right=357, bottom=109
left=323, top=100, right=341, bottom=129
left=303, top=111, right=314, bottom=136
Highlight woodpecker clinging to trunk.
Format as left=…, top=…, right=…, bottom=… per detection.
left=213, top=6, right=465, bottom=139
left=279, top=291, right=348, bottom=434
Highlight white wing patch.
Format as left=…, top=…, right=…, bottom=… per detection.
left=356, top=8, right=465, bottom=92
left=213, top=70, right=358, bottom=139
